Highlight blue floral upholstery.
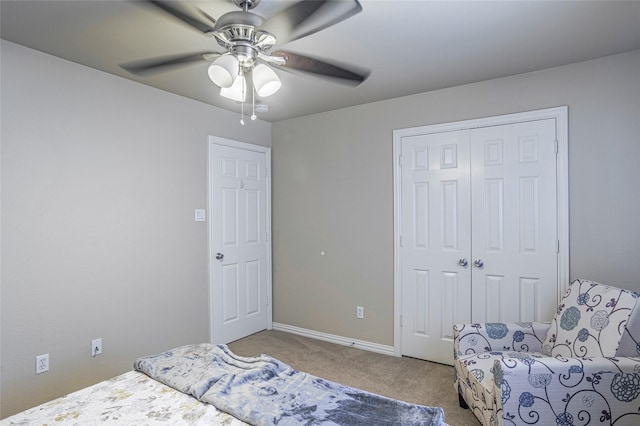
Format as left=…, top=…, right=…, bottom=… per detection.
left=541, top=279, right=638, bottom=357
left=454, top=279, right=640, bottom=426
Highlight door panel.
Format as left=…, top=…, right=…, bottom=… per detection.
left=211, top=143, right=269, bottom=344
left=222, top=264, right=239, bottom=322
left=400, top=131, right=472, bottom=364
left=470, top=119, right=558, bottom=323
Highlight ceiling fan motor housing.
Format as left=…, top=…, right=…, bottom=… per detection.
left=212, top=9, right=277, bottom=65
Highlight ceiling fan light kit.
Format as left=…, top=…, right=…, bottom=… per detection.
left=220, top=72, right=247, bottom=102
left=253, top=64, right=281, bottom=97
left=125, top=0, right=369, bottom=123
left=207, top=54, right=239, bottom=88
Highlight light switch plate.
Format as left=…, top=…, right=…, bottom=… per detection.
left=91, top=338, right=102, bottom=357
left=195, top=209, right=206, bottom=222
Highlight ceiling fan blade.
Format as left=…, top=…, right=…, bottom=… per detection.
left=197, top=8, right=217, bottom=27
left=272, top=51, right=369, bottom=86
left=120, top=52, right=220, bottom=76
left=146, top=1, right=215, bottom=35
left=261, top=0, right=362, bottom=45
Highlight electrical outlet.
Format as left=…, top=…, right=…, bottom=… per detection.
left=92, top=338, right=102, bottom=357
left=35, top=354, right=49, bottom=374
left=356, top=306, right=364, bottom=319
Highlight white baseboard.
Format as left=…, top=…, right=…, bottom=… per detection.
left=271, top=322, right=396, bottom=357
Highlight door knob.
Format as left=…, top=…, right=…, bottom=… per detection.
left=458, top=258, right=468, bottom=267
left=474, top=259, right=484, bottom=268
left=216, top=252, right=224, bottom=260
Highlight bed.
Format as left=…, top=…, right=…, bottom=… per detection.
left=1, top=370, right=244, bottom=425
left=2, top=343, right=446, bottom=425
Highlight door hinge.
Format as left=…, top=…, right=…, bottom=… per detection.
left=400, top=315, right=404, bottom=327
left=554, top=139, right=559, bottom=154
left=556, top=240, right=560, bottom=253
left=399, top=235, right=403, bottom=247
left=398, top=155, right=403, bottom=168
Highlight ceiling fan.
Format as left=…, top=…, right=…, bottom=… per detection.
left=122, top=0, right=369, bottom=121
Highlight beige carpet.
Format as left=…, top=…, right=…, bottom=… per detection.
left=228, top=330, right=480, bottom=426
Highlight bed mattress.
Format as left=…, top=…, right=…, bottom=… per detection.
left=1, top=370, right=247, bottom=425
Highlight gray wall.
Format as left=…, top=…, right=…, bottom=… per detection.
left=271, top=49, right=640, bottom=347
left=0, top=41, right=271, bottom=417
left=2, top=39, right=639, bottom=419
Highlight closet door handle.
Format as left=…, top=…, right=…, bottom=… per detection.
left=474, top=259, right=484, bottom=268
left=216, top=252, right=224, bottom=261
left=458, top=258, right=468, bottom=267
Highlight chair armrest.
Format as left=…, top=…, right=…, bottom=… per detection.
left=454, top=322, right=550, bottom=359
left=493, top=355, right=640, bottom=425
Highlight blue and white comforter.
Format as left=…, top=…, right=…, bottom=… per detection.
left=134, top=343, right=446, bottom=426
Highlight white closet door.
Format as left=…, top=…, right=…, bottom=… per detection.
left=470, top=119, right=558, bottom=323
left=398, top=116, right=561, bottom=365
left=400, top=130, right=472, bottom=363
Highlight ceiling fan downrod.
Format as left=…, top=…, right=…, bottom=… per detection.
left=233, top=0, right=261, bottom=12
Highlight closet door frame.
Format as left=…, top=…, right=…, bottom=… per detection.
left=392, top=106, right=569, bottom=357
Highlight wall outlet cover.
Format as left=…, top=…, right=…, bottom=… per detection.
left=36, top=353, right=49, bottom=374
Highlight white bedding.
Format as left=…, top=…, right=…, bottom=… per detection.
left=1, top=370, right=247, bottom=425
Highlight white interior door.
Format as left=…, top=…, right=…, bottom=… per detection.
left=209, top=138, right=271, bottom=344
left=395, top=108, right=567, bottom=365
left=470, top=119, right=558, bottom=323
left=400, top=130, right=472, bottom=364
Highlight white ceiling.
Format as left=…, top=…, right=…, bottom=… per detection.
left=2, top=0, right=640, bottom=122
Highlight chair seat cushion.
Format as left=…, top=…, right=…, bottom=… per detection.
left=458, top=350, right=549, bottom=412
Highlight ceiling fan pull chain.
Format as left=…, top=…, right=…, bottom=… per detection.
left=240, top=69, right=246, bottom=125
left=251, top=86, right=257, bottom=121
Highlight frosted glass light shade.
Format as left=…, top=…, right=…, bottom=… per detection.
left=252, top=64, right=281, bottom=97
left=220, top=74, right=246, bottom=102
left=208, top=55, right=239, bottom=88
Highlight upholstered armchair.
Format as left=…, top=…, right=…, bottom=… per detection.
left=454, top=279, right=640, bottom=426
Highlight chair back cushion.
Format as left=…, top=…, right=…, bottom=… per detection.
left=541, top=279, right=638, bottom=357
left=616, top=296, right=640, bottom=357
